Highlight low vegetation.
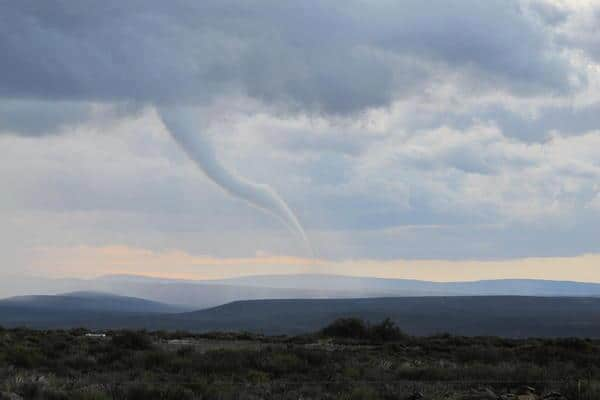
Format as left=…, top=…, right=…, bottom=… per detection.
left=0, top=320, right=597, bottom=399
left=320, top=317, right=407, bottom=342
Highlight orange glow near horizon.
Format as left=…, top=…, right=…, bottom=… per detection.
left=21, top=245, right=600, bottom=283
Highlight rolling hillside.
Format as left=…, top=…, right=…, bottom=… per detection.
left=0, top=291, right=190, bottom=313
left=2, top=295, right=600, bottom=338
left=0, top=292, right=186, bottom=329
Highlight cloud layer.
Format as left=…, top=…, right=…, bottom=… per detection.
left=0, top=0, right=599, bottom=273
left=0, top=0, right=579, bottom=115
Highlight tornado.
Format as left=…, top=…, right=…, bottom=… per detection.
left=158, top=107, right=312, bottom=255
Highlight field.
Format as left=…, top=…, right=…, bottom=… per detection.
left=0, top=319, right=597, bottom=399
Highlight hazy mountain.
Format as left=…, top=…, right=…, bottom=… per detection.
left=0, top=276, right=366, bottom=309
left=96, top=273, right=600, bottom=298
left=2, top=296, right=600, bottom=338
left=4, top=274, right=600, bottom=310
left=0, top=292, right=188, bottom=314
left=0, top=292, right=189, bottom=329
left=210, top=274, right=600, bottom=297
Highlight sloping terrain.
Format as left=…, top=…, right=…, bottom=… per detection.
left=2, top=295, right=600, bottom=338
left=166, top=296, right=600, bottom=337
left=0, top=292, right=186, bottom=328
left=0, top=292, right=190, bottom=313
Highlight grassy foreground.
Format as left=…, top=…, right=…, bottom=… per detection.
left=0, top=318, right=597, bottom=399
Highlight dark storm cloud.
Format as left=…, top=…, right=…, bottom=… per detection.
left=0, top=99, right=143, bottom=136
left=363, top=0, right=575, bottom=94
left=0, top=0, right=576, bottom=126
left=0, top=100, right=92, bottom=135
left=0, top=0, right=394, bottom=114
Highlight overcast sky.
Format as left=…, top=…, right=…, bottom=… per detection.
left=1, top=0, right=600, bottom=280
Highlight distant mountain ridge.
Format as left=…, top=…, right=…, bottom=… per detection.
left=99, top=273, right=600, bottom=297
left=3, top=274, right=600, bottom=310
left=211, top=274, right=600, bottom=297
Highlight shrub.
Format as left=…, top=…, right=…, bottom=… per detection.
left=97, top=345, right=130, bottom=365
left=247, top=369, right=270, bottom=383
left=192, top=349, right=251, bottom=374
left=176, top=345, right=195, bottom=357
left=291, top=347, right=328, bottom=366
left=261, top=352, right=307, bottom=375
left=123, top=384, right=194, bottom=400
left=16, top=381, right=43, bottom=399
left=69, top=328, right=90, bottom=336
left=322, top=318, right=406, bottom=342
left=369, top=318, right=406, bottom=342
left=142, top=350, right=171, bottom=369
left=322, top=318, right=369, bottom=339
left=347, top=386, right=380, bottom=400
left=41, top=388, right=70, bottom=400
left=124, top=384, right=161, bottom=400
left=6, top=345, right=43, bottom=368
left=162, top=386, right=195, bottom=400
left=111, top=331, right=153, bottom=350
left=65, top=354, right=97, bottom=370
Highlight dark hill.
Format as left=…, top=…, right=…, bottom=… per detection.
left=0, top=292, right=188, bottom=314
left=3, top=296, right=600, bottom=337
left=167, top=296, right=600, bottom=337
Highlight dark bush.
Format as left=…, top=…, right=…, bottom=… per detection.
left=96, top=344, right=130, bottom=365
left=6, top=345, right=43, bottom=368
left=69, top=327, right=90, bottom=336
left=260, top=352, right=307, bottom=375
left=321, top=318, right=369, bottom=339
left=192, top=349, right=253, bottom=374
left=111, top=331, right=153, bottom=350
left=16, top=381, right=43, bottom=399
left=176, top=345, right=195, bottom=357
left=123, top=384, right=194, bottom=400
left=369, top=318, right=406, bottom=342
left=142, top=349, right=172, bottom=369
left=290, top=347, right=328, bottom=366
left=162, top=386, right=195, bottom=400
left=41, top=388, right=70, bottom=400
left=65, top=354, right=97, bottom=370
left=322, top=318, right=406, bottom=342
left=124, top=384, right=161, bottom=400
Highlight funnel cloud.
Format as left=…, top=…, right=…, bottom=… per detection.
left=159, top=107, right=311, bottom=255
